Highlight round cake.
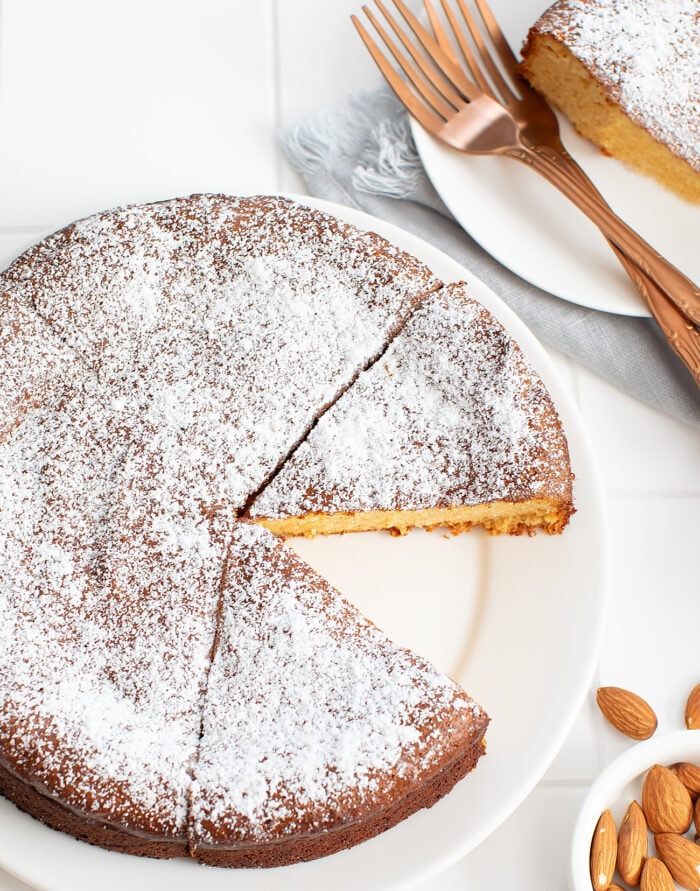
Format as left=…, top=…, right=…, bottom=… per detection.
left=0, top=194, right=573, bottom=867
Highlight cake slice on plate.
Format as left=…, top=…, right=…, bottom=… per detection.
left=247, top=283, right=574, bottom=538
left=520, top=0, right=700, bottom=203
left=188, top=521, right=488, bottom=867
left=0, top=395, right=227, bottom=858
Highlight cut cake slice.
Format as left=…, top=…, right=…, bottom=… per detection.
left=519, top=0, right=700, bottom=203
left=248, top=283, right=574, bottom=537
left=0, top=392, right=228, bottom=858
left=188, top=522, right=488, bottom=867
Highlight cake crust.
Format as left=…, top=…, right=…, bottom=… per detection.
left=0, top=760, right=187, bottom=859
left=192, top=738, right=486, bottom=868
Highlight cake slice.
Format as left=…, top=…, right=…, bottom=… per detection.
left=0, top=393, right=227, bottom=858
left=188, top=522, right=488, bottom=867
left=520, top=0, right=700, bottom=203
left=247, top=283, right=574, bottom=538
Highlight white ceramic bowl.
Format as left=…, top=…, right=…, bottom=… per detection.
left=570, top=729, right=700, bottom=891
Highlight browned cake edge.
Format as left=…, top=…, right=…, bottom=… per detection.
left=192, top=725, right=488, bottom=868
left=254, top=498, right=575, bottom=540
left=520, top=31, right=700, bottom=203
left=0, top=758, right=187, bottom=859
left=1, top=717, right=488, bottom=866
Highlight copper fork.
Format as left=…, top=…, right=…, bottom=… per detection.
left=352, top=0, right=700, bottom=386
left=422, top=0, right=700, bottom=384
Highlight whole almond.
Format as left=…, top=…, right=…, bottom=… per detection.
left=654, top=833, right=700, bottom=891
left=608, top=885, right=628, bottom=891
left=685, top=683, right=700, bottom=730
left=591, top=808, right=617, bottom=891
left=596, top=687, right=658, bottom=740
left=618, top=799, right=648, bottom=885
left=674, top=762, right=700, bottom=799
left=694, top=796, right=700, bottom=841
left=640, top=857, right=675, bottom=891
left=643, top=764, right=694, bottom=833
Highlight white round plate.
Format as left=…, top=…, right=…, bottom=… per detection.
left=0, top=196, right=609, bottom=891
left=411, top=0, right=700, bottom=318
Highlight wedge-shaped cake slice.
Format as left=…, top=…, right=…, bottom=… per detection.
left=189, top=522, right=488, bottom=867
left=248, top=283, right=574, bottom=537
left=0, top=393, right=226, bottom=858
left=519, top=0, right=700, bottom=203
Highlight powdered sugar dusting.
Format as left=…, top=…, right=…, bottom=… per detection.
left=249, top=283, right=572, bottom=519
left=0, top=379, right=234, bottom=837
left=0, top=299, right=81, bottom=441
left=534, top=0, right=700, bottom=170
left=9, top=194, right=439, bottom=510
left=190, top=522, right=485, bottom=847
left=0, top=196, right=500, bottom=853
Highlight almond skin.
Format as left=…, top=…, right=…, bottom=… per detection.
left=685, top=683, right=700, bottom=730
left=694, top=796, right=700, bottom=841
left=618, top=799, right=648, bottom=885
left=654, top=833, right=700, bottom=891
left=591, top=809, right=617, bottom=891
left=643, top=764, right=694, bottom=834
left=673, top=762, right=700, bottom=799
left=640, top=857, right=676, bottom=891
left=596, top=687, right=658, bottom=740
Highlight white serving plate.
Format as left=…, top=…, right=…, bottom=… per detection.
left=411, top=0, right=700, bottom=318
left=0, top=196, right=609, bottom=891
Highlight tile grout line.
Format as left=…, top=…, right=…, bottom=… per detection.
left=537, top=778, right=595, bottom=789
left=270, top=0, right=284, bottom=192
left=607, top=488, right=700, bottom=500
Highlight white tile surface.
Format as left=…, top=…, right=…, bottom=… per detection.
left=578, top=365, right=700, bottom=493
left=0, top=1, right=699, bottom=889
left=0, top=0, right=278, bottom=228
left=597, top=495, right=700, bottom=761
left=274, top=0, right=385, bottom=193
left=417, top=786, right=588, bottom=890
left=276, top=1, right=380, bottom=122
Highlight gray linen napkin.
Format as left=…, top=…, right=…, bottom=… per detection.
left=282, top=88, right=700, bottom=430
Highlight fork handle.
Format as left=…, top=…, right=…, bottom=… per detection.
left=533, top=147, right=700, bottom=388
left=534, top=148, right=700, bottom=385
left=508, top=145, right=700, bottom=387
left=509, top=144, right=700, bottom=329
left=611, top=251, right=700, bottom=388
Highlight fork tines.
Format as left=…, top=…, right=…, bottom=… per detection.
left=353, top=0, right=525, bottom=127
left=352, top=0, right=483, bottom=133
